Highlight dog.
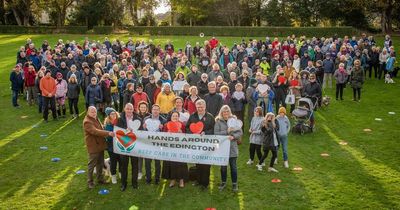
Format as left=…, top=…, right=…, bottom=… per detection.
left=385, top=74, right=395, bottom=83
left=321, top=95, right=331, bottom=107
left=93, top=158, right=111, bottom=178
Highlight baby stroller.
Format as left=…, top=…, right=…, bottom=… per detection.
left=291, top=97, right=316, bottom=135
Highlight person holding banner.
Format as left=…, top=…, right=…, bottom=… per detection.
left=186, top=99, right=215, bottom=189
left=83, top=106, right=115, bottom=189
left=143, top=104, right=166, bottom=185
left=162, top=111, right=188, bottom=188
left=214, top=105, right=243, bottom=192
left=136, top=101, right=151, bottom=182
left=117, top=103, right=140, bottom=191
left=168, top=97, right=189, bottom=124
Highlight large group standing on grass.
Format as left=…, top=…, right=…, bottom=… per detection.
left=9, top=33, right=397, bottom=192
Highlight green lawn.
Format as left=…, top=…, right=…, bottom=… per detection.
left=0, top=34, right=399, bottom=210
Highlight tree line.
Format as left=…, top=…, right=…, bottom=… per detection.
left=0, top=0, right=398, bottom=33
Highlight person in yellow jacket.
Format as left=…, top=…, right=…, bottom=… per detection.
left=260, top=57, right=270, bottom=76
left=155, top=83, right=176, bottom=116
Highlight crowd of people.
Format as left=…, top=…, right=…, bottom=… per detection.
left=9, top=34, right=397, bottom=192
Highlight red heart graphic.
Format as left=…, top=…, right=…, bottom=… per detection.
left=167, top=121, right=180, bottom=133
left=189, top=121, right=204, bottom=134
left=116, top=130, right=137, bottom=148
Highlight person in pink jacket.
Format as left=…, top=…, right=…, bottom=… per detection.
left=55, top=72, right=68, bottom=118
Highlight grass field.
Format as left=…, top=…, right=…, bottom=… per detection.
left=0, top=34, right=399, bottom=210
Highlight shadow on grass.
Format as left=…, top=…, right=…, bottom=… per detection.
left=319, top=122, right=400, bottom=208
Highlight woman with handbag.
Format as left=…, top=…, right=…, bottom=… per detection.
left=214, top=105, right=243, bottom=192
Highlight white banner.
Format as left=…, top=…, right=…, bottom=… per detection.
left=113, top=126, right=231, bottom=166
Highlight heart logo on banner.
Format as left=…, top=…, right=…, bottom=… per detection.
left=167, top=121, right=181, bottom=133
left=130, top=120, right=141, bottom=131
left=116, top=130, right=137, bottom=148
left=145, top=118, right=161, bottom=132
left=189, top=121, right=204, bottom=134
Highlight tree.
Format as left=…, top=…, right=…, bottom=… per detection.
left=175, top=0, right=213, bottom=26
left=42, top=0, right=75, bottom=27
left=212, top=0, right=247, bottom=26
left=262, top=0, right=292, bottom=26
left=367, top=0, right=397, bottom=33
left=127, top=0, right=139, bottom=25
left=5, top=0, right=37, bottom=26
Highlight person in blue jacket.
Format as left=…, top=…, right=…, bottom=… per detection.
left=85, top=77, right=102, bottom=110
left=10, top=65, right=24, bottom=108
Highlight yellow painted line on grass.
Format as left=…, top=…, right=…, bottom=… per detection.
left=237, top=192, right=245, bottom=210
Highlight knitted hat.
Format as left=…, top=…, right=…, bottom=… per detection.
left=278, top=107, right=286, bottom=114
left=105, top=107, right=116, bottom=116
left=56, top=72, right=63, bottom=78
left=250, top=78, right=258, bottom=87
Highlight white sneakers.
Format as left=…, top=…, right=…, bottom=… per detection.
left=138, top=172, right=143, bottom=180
left=246, top=159, right=254, bottom=165
left=284, top=161, right=289, bottom=168
left=111, top=175, right=117, bottom=184
left=257, top=164, right=263, bottom=171
left=268, top=167, right=279, bottom=173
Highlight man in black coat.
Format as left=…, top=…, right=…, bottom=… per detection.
left=187, top=65, right=202, bottom=87
left=117, top=103, right=139, bottom=191
left=203, top=81, right=223, bottom=116
left=186, top=99, right=215, bottom=189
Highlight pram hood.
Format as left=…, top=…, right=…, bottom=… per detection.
left=298, top=97, right=314, bottom=110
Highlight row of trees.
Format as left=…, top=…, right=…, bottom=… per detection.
left=0, top=0, right=398, bottom=33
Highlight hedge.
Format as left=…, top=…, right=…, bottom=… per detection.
left=0, top=25, right=88, bottom=34
left=123, top=26, right=360, bottom=37
left=0, top=25, right=360, bottom=37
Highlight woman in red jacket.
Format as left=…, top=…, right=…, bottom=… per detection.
left=25, top=65, right=37, bottom=106
left=161, top=111, right=188, bottom=188
left=183, top=86, right=200, bottom=114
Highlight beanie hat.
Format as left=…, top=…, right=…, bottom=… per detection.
left=278, top=107, right=286, bottom=114
left=250, top=78, right=258, bottom=87
left=56, top=72, right=63, bottom=78
left=105, top=107, right=116, bottom=117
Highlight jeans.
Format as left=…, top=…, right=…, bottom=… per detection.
left=12, top=90, right=19, bottom=107
left=378, top=63, right=386, bottom=79
left=221, top=157, right=237, bottom=183
left=107, top=150, right=120, bottom=175
left=353, top=88, right=361, bottom=101
left=279, top=135, right=288, bottom=161
left=37, top=95, right=43, bottom=113
left=323, top=73, right=333, bottom=89
left=336, top=83, right=345, bottom=100
left=249, top=143, right=262, bottom=162
left=260, top=147, right=278, bottom=167
left=68, top=98, right=79, bottom=115
left=111, top=93, right=119, bottom=111
left=26, top=86, right=35, bottom=105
